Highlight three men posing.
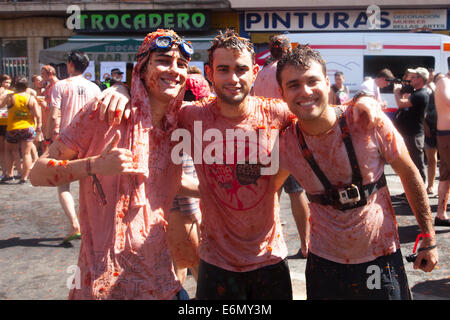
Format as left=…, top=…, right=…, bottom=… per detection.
left=31, top=29, right=438, bottom=300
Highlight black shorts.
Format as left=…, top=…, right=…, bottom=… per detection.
left=6, top=127, right=35, bottom=144
left=282, top=175, right=303, bottom=194
left=0, top=125, right=6, bottom=137
left=196, top=259, right=292, bottom=300
left=305, top=249, right=412, bottom=300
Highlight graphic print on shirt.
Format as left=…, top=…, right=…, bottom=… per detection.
left=201, top=135, right=271, bottom=211
left=77, top=85, right=86, bottom=96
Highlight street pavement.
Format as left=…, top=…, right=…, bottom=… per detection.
left=0, top=164, right=448, bottom=300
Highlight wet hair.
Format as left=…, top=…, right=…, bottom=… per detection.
left=276, top=44, right=327, bottom=87
left=14, top=75, right=28, bottom=92
left=269, top=34, right=291, bottom=60
left=208, top=29, right=255, bottom=66
left=67, top=50, right=90, bottom=73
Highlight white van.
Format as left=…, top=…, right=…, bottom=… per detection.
left=286, top=32, right=450, bottom=113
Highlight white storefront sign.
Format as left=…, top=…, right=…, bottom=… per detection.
left=83, top=61, right=96, bottom=81
left=245, top=9, right=447, bottom=32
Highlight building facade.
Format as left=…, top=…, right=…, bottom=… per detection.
left=0, top=0, right=449, bottom=80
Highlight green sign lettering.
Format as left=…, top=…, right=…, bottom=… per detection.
left=72, top=11, right=209, bottom=33
left=121, top=13, right=132, bottom=29
left=177, top=13, right=190, bottom=30
left=105, top=14, right=119, bottom=29
left=164, top=13, right=175, bottom=28
left=149, top=14, right=162, bottom=28
left=91, top=14, right=104, bottom=31
left=79, top=14, right=88, bottom=29
left=191, top=13, right=206, bottom=28
left=134, top=14, right=146, bottom=30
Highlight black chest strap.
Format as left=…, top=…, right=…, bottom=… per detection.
left=296, top=107, right=386, bottom=210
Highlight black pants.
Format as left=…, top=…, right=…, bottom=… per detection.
left=196, top=259, right=293, bottom=300
left=403, top=134, right=426, bottom=183
left=305, top=249, right=412, bottom=300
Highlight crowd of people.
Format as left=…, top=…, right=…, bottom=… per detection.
left=0, top=27, right=448, bottom=300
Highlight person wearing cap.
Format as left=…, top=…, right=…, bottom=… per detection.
left=110, top=68, right=124, bottom=84
left=30, top=29, right=196, bottom=299
left=393, top=67, right=430, bottom=183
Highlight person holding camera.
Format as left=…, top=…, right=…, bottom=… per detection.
left=393, top=67, right=430, bottom=183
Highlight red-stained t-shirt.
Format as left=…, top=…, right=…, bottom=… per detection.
left=59, top=104, right=182, bottom=300
left=177, top=95, right=294, bottom=272
left=280, top=106, right=405, bottom=264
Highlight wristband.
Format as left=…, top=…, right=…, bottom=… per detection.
left=413, top=233, right=432, bottom=254
left=418, top=245, right=437, bottom=252
left=86, top=157, right=94, bottom=176
left=85, top=157, right=107, bottom=206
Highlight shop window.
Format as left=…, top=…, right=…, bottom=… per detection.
left=1, top=39, right=27, bottom=58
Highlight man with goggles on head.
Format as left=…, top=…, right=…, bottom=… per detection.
left=30, top=29, right=199, bottom=300
left=137, top=35, right=194, bottom=61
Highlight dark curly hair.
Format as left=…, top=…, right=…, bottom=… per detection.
left=208, top=29, right=255, bottom=66
left=276, top=45, right=327, bottom=87
left=67, top=50, right=90, bottom=73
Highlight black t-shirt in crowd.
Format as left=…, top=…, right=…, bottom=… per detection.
left=396, top=87, right=430, bottom=136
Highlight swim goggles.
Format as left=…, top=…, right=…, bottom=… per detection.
left=137, top=35, right=194, bottom=60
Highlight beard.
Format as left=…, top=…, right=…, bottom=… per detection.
left=215, top=85, right=249, bottom=106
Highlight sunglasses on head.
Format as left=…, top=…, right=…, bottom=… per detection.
left=136, top=35, right=194, bottom=61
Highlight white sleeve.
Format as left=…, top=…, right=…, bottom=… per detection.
left=51, top=82, right=63, bottom=110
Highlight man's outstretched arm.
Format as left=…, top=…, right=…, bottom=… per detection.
left=389, top=145, right=438, bottom=272
left=30, top=131, right=133, bottom=187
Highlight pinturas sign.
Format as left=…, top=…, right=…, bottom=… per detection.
left=67, top=10, right=210, bottom=33
left=245, top=9, right=447, bottom=32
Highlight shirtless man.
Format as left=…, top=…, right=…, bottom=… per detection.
left=434, top=74, right=450, bottom=226
left=40, top=65, right=59, bottom=150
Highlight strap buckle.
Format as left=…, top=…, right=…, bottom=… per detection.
left=337, top=184, right=361, bottom=205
